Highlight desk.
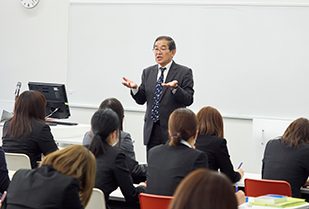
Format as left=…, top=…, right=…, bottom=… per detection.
left=109, top=188, right=309, bottom=209
left=50, top=123, right=90, bottom=146
left=239, top=197, right=309, bottom=209
left=110, top=187, right=126, bottom=202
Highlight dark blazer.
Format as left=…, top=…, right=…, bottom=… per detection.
left=262, top=138, right=309, bottom=198
left=83, top=131, right=147, bottom=182
left=2, top=120, right=58, bottom=168
left=146, top=143, right=208, bottom=196
left=120, top=131, right=147, bottom=183
left=132, top=61, right=194, bottom=145
left=0, top=147, right=10, bottom=194
left=195, top=135, right=241, bottom=183
left=2, top=165, right=83, bottom=209
left=94, top=141, right=145, bottom=207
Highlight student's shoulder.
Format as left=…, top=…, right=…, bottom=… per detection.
left=265, top=138, right=281, bottom=147
left=196, top=135, right=225, bottom=147
left=121, top=131, right=132, bottom=141
left=298, top=142, right=309, bottom=152
left=33, top=119, right=49, bottom=129
left=148, top=144, right=166, bottom=154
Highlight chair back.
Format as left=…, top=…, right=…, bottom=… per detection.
left=86, top=188, right=106, bottom=209
left=5, top=153, right=31, bottom=171
left=245, top=178, right=292, bottom=197
left=139, top=193, right=173, bottom=209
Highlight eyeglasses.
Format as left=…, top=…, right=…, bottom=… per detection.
left=153, top=48, right=169, bottom=53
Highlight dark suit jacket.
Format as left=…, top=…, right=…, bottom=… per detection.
left=83, top=131, right=147, bottom=182
left=195, top=135, right=241, bottom=183
left=120, top=131, right=147, bottom=182
left=0, top=147, right=10, bottom=194
left=132, top=61, right=194, bottom=145
left=2, top=120, right=58, bottom=168
left=2, top=165, right=83, bottom=209
left=262, top=139, right=309, bottom=197
left=94, top=141, right=145, bottom=207
left=146, top=143, right=208, bottom=196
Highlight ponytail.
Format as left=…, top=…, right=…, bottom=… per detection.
left=88, top=109, right=119, bottom=157
left=169, top=133, right=182, bottom=146
left=89, top=133, right=106, bottom=157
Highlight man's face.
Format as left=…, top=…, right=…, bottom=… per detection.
left=154, top=39, right=176, bottom=67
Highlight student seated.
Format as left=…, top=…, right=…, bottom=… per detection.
left=0, top=147, right=10, bottom=196
left=89, top=109, right=146, bottom=208
left=2, top=145, right=96, bottom=209
left=262, top=117, right=309, bottom=197
left=146, top=108, right=208, bottom=196
left=2, top=90, right=58, bottom=168
left=83, top=98, right=147, bottom=183
left=195, top=106, right=244, bottom=183
left=168, top=168, right=245, bottom=209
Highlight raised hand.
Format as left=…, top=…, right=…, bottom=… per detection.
left=122, top=77, right=138, bottom=89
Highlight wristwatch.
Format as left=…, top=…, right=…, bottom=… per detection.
left=172, top=86, right=178, bottom=94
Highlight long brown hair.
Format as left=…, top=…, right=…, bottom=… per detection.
left=40, top=145, right=96, bottom=207
left=168, top=108, right=197, bottom=146
left=169, top=168, right=237, bottom=209
left=196, top=106, right=224, bottom=138
left=5, top=90, right=46, bottom=138
left=281, top=117, right=309, bottom=148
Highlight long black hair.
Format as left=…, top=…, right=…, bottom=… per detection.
left=99, top=98, right=124, bottom=146
left=89, top=108, right=119, bottom=157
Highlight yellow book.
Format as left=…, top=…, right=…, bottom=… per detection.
left=250, top=197, right=307, bottom=208
left=254, top=195, right=287, bottom=204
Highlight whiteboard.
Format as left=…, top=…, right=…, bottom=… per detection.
left=68, top=3, right=309, bottom=119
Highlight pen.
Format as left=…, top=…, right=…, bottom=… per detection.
left=237, top=162, right=243, bottom=169
left=235, top=184, right=238, bottom=192
left=0, top=191, right=7, bottom=203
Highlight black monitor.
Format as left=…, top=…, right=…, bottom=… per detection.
left=28, top=82, right=71, bottom=119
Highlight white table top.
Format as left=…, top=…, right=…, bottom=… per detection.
left=239, top=197, right=309, bottom=209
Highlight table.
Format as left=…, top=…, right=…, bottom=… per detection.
left=239, top=197, right=309, bottom=209
left=49, top=123, right=90, bottom=146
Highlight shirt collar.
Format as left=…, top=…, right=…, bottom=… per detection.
left=158, top=60, right=173, bottom=71
left=180, top=139, right=192, bottom=148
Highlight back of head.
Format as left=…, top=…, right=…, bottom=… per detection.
left=282, top=117, right=309, bottom=148
left=169, top=168, right=238, bottom=209
left=5, top=90, right=46, bottom=138
left=99, top=98, right=124, bottom=130
left=168, top=108, right=197, bottom=146
left=89, top=108, right=119, bottom=156
left=41, top=145, right=96, bottom=207
left=154, top=36, right=176, bottom=51
left=196, top=106, right=224, bottom=138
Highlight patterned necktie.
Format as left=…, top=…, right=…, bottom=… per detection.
left=151, top=67, right=166, bottom=123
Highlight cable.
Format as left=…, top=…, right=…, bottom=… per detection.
left=45, top=108, right=59, bottom=119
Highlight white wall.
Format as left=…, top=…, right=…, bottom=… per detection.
left=2, top=0, right=307, bottom=174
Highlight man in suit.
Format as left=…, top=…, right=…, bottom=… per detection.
left=122, top=36, right=194, bottom=152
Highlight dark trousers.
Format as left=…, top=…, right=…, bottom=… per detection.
left=146, top=121, right=167, bottom=158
